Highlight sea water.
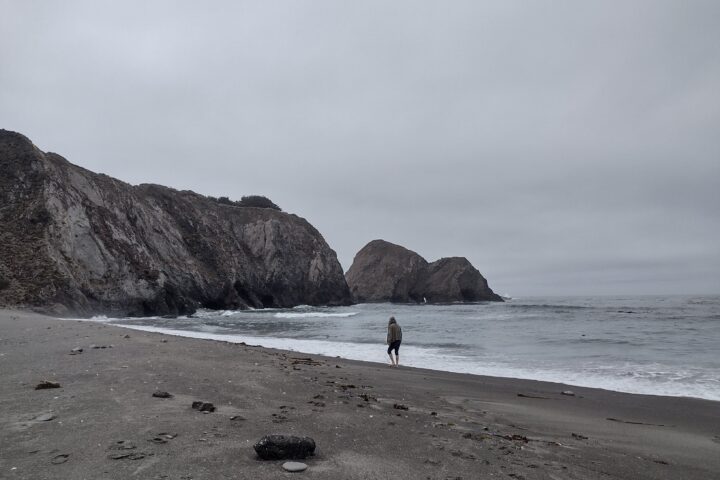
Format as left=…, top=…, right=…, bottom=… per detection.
left=85, top=295, right=720, bottom=401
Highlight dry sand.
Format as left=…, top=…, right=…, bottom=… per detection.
left=1, top=308, right=718, bottom=479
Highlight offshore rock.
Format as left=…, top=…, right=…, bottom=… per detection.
left=346, top=239, right=502, bottom=303
left=345, top=240, right=428, bottom=303
left=0, top=130, right=351, bottom=316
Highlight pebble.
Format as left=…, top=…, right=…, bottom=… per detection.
left=561, top=391, right=575, bottom=396
left=35, top=413, right=56, bottom=422
left=282, top=462, right=308, bottom=472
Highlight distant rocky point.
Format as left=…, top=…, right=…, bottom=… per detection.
left=345, top=240, right=502, bottom=303
left=0, top=129, right=352, bottom=316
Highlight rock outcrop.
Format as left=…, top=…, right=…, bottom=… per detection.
left=345, top=239, right=502, bottom=303
left=0, top=130, right=351, bottom=316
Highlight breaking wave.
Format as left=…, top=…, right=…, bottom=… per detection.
left=273, top=312, right=358, bottom=319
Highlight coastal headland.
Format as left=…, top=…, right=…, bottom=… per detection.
left=0, top=129, right=351, bottom=317
left=1, top=309, right=718, bottom=479
left=1, top=129, right=502, bottom=317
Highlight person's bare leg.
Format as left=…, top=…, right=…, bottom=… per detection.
left=388, top=353, right=395, bottom=366
left=395, top=354, right=400, bottom=367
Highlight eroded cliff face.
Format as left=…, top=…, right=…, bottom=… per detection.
left=345, top=239, right=502, bottom=303
left=0, top=130, right=351, bottom=316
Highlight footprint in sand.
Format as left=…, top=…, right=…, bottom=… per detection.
left=51, top=454, right=70, bottom=465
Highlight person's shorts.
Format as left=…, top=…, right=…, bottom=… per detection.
left=387, top=340, right=401, bottom=355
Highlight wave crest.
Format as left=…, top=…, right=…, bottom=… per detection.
left=274, top=312, right=358, bottom=319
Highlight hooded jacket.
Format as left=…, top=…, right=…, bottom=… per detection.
left=387, top=320, right=402, bottom=344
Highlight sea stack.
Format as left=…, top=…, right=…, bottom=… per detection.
left=0, top=129, right=352, bottom=316
left=345, top=239, right=502, bottom=303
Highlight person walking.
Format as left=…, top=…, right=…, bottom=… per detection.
left=386, top=316, right=402, bottom=367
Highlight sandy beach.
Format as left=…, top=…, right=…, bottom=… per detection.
left=1, top=308, right=718, bottom=480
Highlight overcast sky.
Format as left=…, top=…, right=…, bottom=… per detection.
left=2, top=1, right=719, bottom=296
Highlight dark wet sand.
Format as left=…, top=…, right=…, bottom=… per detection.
left=1, top=308, right=718, bottom=479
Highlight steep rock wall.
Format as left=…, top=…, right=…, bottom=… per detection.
left=0, top=130, right=351, bottom=316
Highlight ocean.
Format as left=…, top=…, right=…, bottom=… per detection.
left=83, top=295, right=720, bottom=402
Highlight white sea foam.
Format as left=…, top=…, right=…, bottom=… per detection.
left=60, top=315, right=122, bottom=323
left=104, top=323, right=720, bottom=402
left=273, top=312, right=358, bottom=319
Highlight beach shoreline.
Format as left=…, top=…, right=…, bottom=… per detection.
left=1, top=308, right=718, bottom=479
left=69, top=317, right=720, bottom=403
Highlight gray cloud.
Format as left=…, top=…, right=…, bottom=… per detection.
left=2, top=1, right=719, bottom=296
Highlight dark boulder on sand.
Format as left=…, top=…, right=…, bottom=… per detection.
left=191, top=401, right=215, bottom=412
left=35, top=380, right=61, bottom=390
left=346, top=239, right=502, bottom=303
left=0, top=129, right=352, bottom=317
left=254, top=435, right=316, bottom=460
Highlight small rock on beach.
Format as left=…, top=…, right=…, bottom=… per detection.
left=152, top=391, right=173, bottom=398
left=35, top=381, right=61, bottom=390
left=282, top=461, right=308, bottom=472
left=191, top=401, right=215, bottom=412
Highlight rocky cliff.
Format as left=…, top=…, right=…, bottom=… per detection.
left=345, top=239, right=502, bottom=303
left=0, top=130, right=352, bottom=316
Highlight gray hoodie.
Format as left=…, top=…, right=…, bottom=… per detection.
left=387, top=319, right=402, bottom=344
